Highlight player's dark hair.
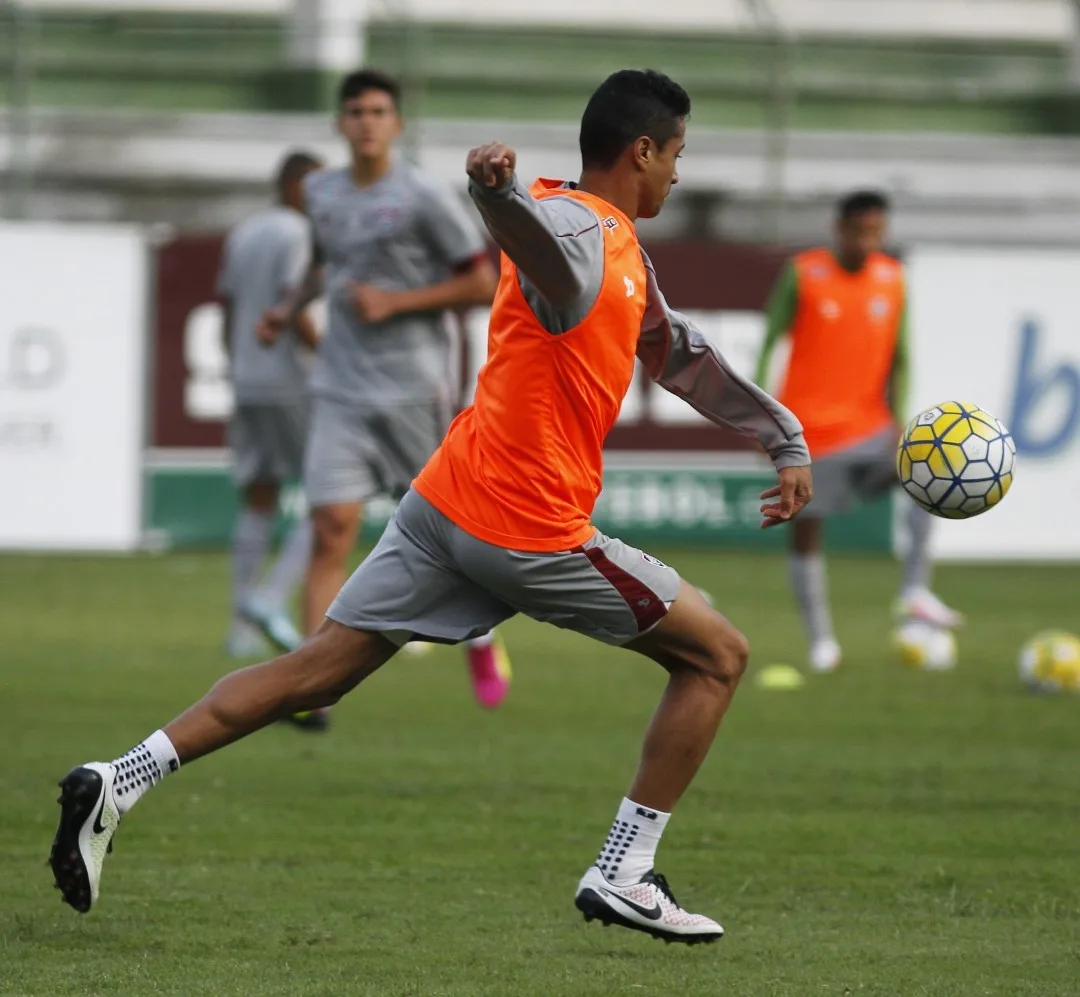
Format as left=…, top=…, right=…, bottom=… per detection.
left=838, top=190, right=890, bottom=221
left=579, top=70, right=690, bottom=170
left=338, top=69, right=401, bottom=110
left=276, top=150, right=321, bottom=194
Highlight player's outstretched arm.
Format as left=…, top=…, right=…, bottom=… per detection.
left=635, top=256, right=812, bottom=524
left=465, top=143, right=589, bottom=309
left=755, top=260, right=798, bottom=388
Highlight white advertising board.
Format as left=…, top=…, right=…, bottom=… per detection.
left=909, top=247, right=1080, bottom=560
left=0, top=224, right=147, bottom=550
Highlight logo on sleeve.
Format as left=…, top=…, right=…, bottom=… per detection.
left=603, top=216, right=620, bottom=230
left=624, top=276, right=635, bottom=297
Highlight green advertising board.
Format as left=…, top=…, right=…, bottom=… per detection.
left=145, top=461, right=892, bottom=553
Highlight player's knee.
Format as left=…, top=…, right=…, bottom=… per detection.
left=311, top=507, right=356, bottom=558
left=702, top=618, right=750, bottom=685
left=287, top=621, right=391, bottom=709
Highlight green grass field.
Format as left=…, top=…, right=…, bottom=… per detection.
left=2, top=549, right=1079, bottom=996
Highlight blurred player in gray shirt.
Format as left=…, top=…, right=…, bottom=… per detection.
left=261, top=70, right=510, bottom=726
left=218, top=151, right=324, bottom=660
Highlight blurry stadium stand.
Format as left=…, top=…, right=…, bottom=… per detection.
left=4, top=0, right=1080, bottom=245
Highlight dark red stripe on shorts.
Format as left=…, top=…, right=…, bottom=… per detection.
left=575, top=545, right=668, bottom=633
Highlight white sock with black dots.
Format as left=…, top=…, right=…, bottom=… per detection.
left=595, top=797, right=671, bottom=886
left=110, top=730, right=180, bottom=814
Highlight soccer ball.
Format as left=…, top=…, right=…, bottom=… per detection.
left=1018, top=631, right=1080, bottom=693
left=897, top=401, right=1016, bottom=519
left=892, top=619, right=957, bottom=671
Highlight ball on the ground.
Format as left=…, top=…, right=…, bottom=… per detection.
left=1018, top=631, right=1080, bottom=693
left=896, top=401, right=1015, bottom=519
left=892, top=619, right=957, bottom=671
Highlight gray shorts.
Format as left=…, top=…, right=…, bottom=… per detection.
left=304, top=396, right=449, bottom=508
left=805, top=427, right=899, bottom=518
left=327, top=489, right=683, bottom=647
left=229, top=401, right=308, bottom=487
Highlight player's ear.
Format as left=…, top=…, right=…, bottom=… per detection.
left=633, top=137, right=652, bottom=171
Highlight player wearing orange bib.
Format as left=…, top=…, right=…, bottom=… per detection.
left=756, top=191, right=962, bottom=673
left=51, top=71, right=812, bottom=943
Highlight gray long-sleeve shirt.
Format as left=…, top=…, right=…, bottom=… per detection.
left=469, top=175, right=810, bottom=470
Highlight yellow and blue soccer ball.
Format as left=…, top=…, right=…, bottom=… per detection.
left=1018, top=631, right=1080, bottom=694
left=897, top=401, right=1016, bottom=519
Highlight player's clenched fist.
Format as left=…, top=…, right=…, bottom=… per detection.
left=466, top=143, right=516, bottom=190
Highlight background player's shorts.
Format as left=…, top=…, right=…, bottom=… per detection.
left=304, top=396, right=450, bottom=508
left=229, top=401, right=308, bottom=487
left=803, top=426, right=899, bottom=518
left=328, top=489, right=683, bottom=647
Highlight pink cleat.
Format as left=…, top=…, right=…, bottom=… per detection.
left=465, top=632, right=512, bottom=709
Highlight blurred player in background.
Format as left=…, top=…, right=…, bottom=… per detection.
left=218, top=150, right=323, bottom=660
left=755, top=191, right=962, bottom=674
left=257, top=70, right=510, bottom=723
left=51, top=69, right=814, bottom=944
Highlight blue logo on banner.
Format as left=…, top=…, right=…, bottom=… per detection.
left=1008, top=319, right=1080, bottom=457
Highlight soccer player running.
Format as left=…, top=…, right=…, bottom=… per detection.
left=755, top=191, right=962, bottom=674
left=50, top=70, right=813, bottom=944
left=254, top=70, right=511, bottom=720
left=218, top=150, right=324, bottom=660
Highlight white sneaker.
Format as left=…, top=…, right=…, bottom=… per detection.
left=49, top=763, right=120, bottom=913
left=895, top=588, right=965, bottom=629
left=810, top=638, right=843, bottom=673
left=574, top=865, right=724, bottom=945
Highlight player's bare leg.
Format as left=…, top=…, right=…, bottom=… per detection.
left=789, top=516, right=841, bottom=672
left=50, top=622, right=396, bottom=913
left=623, top=583, right=749, bottom=811
left=304, top=502, right=362, bottom=635
left=292, top=502, right=363, bottom=729
left=574, top=581, right=747, bottom=944
left=167, top=621, right=394, bottom=760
